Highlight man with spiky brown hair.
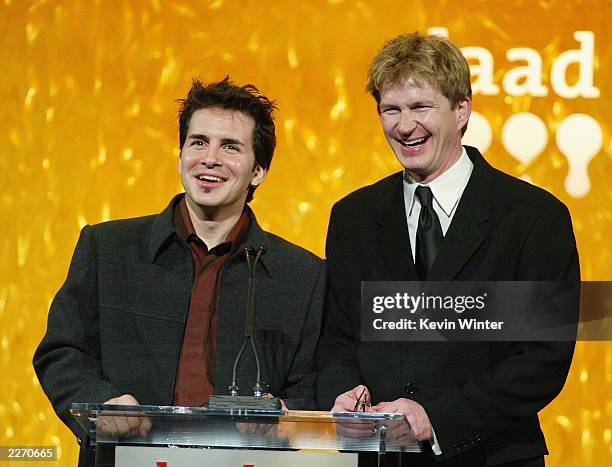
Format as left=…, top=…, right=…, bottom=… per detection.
left=35, top=77, right=324, bottom=467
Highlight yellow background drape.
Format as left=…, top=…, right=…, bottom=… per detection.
left=0, top=1, right=609, bottom=465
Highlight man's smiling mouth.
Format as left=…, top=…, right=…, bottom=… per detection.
left=398, top=136, right=430, bottom=147
left=196, top=175, right=226, bottom=183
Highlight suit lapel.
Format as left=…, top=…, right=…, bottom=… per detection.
left=429, top=146, right=491, bottom=281
left=376, top=173, right=419, bottom=280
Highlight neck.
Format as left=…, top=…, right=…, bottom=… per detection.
left=409, top=143, right=463, bottom=184
left=184, top=199, right=244, bottom=249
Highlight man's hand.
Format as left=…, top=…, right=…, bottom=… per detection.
left=372, top=398, right=433, bottom=441
left=331, top=385, right=372, bottom=412
left=99, top=394, right=151, bottom=437
left=105, top=394, right=140, bottom=405
left=235, top=394, right=287, bottom=436
left=263, top=393, right=288, bottom=411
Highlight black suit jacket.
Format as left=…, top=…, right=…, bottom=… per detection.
left=316, top=146, right=579, bottom=465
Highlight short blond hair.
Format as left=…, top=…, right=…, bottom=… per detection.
left=366, top=32, right=471, bottom=109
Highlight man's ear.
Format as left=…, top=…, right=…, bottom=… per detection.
left=251, top=165, right=266, bottom=187
left=456, top=97, right=472, bottom=130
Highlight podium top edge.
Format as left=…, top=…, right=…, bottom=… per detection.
left=70, top=403, right=404, bottom=420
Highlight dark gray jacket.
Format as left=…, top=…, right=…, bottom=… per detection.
left=34, top=194, right=325, bottom=462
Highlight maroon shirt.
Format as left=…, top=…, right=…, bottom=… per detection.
left=172, top=197, right=250, bottom=406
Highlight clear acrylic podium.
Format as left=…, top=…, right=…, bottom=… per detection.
left=71, top=403, right=421, bottom=466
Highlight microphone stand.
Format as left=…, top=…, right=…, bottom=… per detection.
left=208, top=247, right=281, bottom=410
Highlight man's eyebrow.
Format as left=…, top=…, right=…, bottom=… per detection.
left=220, top=137, right=246, bottom=146
left=380, top=99, right=434, bottom=109
left=187, top=133, right=208, bottom=140
left=187, top=134, right=245, bottom=146
left=412, top=99, right=434, bottom=105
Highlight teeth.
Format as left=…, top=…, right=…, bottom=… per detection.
left=402, top=137, right=427, bottom=147
left=198, top=175, right=223, bottom=182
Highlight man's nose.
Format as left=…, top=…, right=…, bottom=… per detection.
left=397, top=111, right=417, bottom=135
left=201, top=146, right=222, bottom=167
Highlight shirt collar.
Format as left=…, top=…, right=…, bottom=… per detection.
left=174, top=196, right=250, bottom=255
left=148, top=194, right=273, bottom=278
left=403, top=146, right=473, bottom=217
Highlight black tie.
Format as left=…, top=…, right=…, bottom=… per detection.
left=415, top=186, right=443, bottom=280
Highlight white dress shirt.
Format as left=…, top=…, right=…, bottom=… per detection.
left=401, top=146, right=473, bottom=455
left=403, top=146, right=474, bottom=261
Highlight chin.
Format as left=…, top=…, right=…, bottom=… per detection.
left=396, top=156, right=428, bottom=172
left=186, top=193, right=218, bottom=207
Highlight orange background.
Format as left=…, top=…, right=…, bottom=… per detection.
left=0, top=1, right=610, bottom=465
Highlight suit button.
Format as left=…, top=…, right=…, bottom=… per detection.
left=404, top=382, right=417, bottom=395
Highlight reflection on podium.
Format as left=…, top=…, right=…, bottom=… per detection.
left=71, top=403, right=420, bottom=466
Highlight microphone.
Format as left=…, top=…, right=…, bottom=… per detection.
left=208, top=246, right=281, bottom=410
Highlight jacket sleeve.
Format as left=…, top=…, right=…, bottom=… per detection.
left=280, top=260, right=326, bottom=410
left=316, top=206, right=363, bottom=409
left=420, top=202, right=580, bottom=459
left=33, top=226, right=122, bottom=440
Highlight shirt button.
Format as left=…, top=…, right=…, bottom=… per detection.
left=404, top=382, right=417, bottom=395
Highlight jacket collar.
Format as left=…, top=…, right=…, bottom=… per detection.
left=459, top=145, right=491, bottom=225
left=427, top=145, right=492, bottom=280
left=375, top=173, right=418, bottom=280
left=228, top=207, right=273, bottom=277
left=147, top=194, right=273, bottom=277
left=147, top=194, right=183, bottom=262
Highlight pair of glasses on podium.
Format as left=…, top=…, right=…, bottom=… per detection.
left=353, top=387, right=371, bottom=412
